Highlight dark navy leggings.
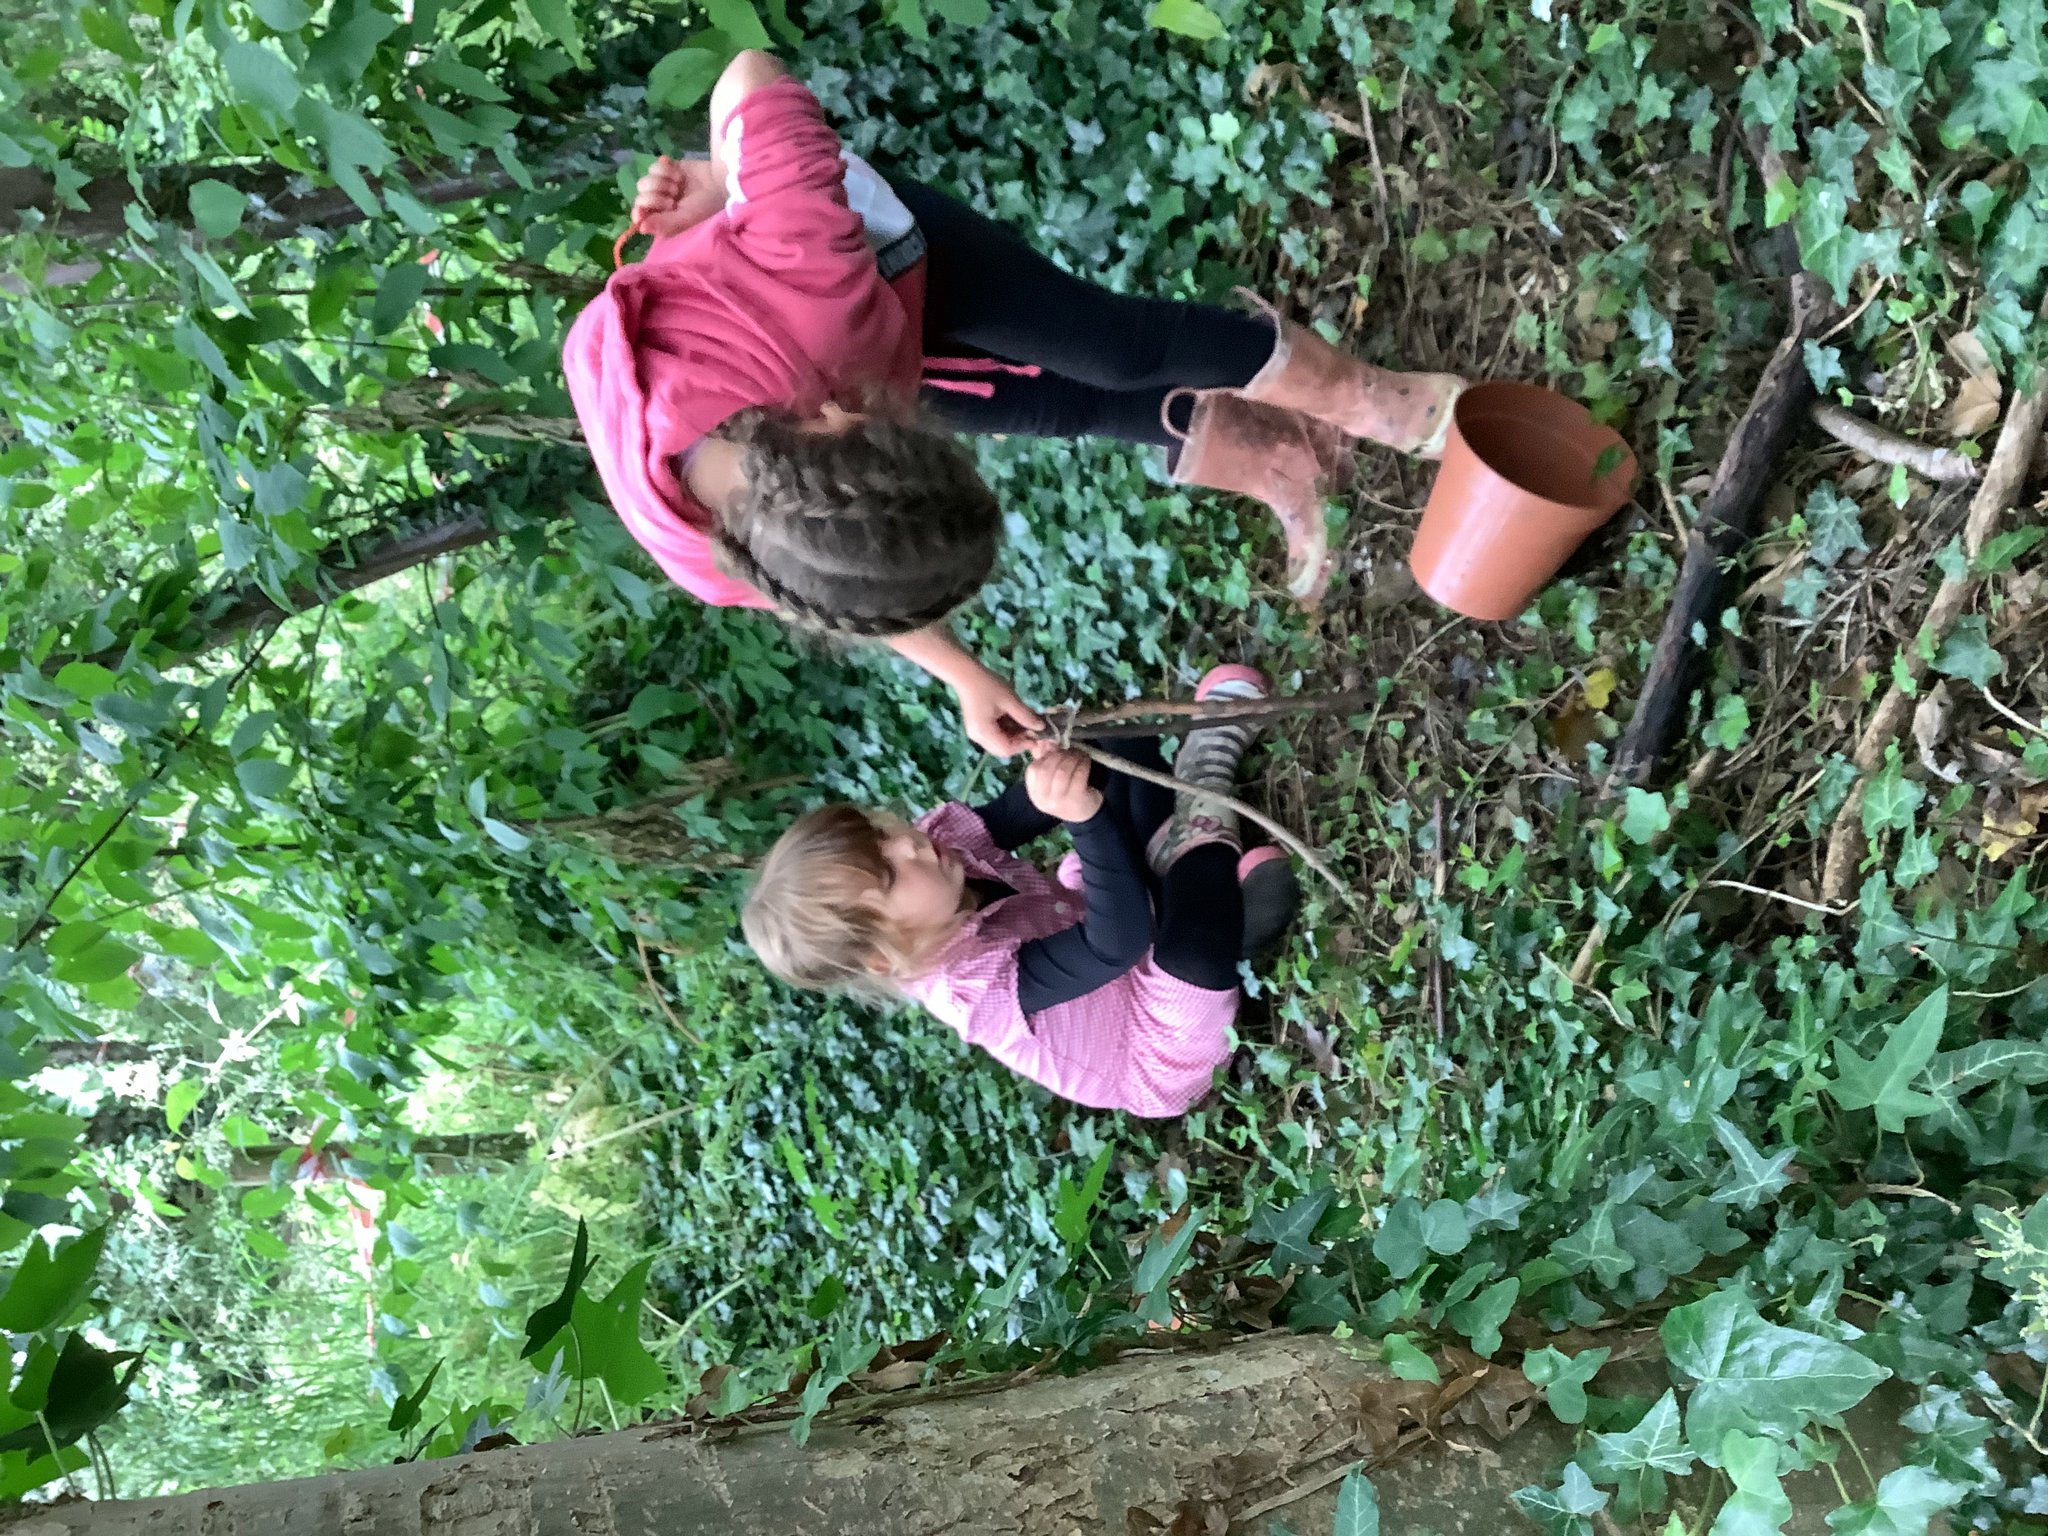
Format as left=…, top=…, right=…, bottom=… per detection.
left=895, top=180, right=1271, bottom=448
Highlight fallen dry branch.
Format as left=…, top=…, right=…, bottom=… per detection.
left=1809, top=401, right=1981, bottom=483
left=1611, top=269, right=1837, bottom=785
left=1818, top=353, right=2048, bottom=904
left=1060, top=690, right=1371, bottom=742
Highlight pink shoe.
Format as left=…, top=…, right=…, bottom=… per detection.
left=1196, top=663, right=1271, bottom=701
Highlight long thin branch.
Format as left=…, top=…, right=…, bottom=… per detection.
left=1060, top=742, right=1355, bottom=904
left=1063, top=691, right=1372, bottom=742
left=1810, top=401, right=1980, bottom=483
left=1819, top=328, right=2048, bottom=903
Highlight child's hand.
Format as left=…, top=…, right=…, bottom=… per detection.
left=630, top=155, right=726, bottom=239
left=1025, top=747, right=1103, bottom=824
left=953, top=671, right=1045, bottom=759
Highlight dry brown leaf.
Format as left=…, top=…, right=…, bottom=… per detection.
left=1980, top=786, right=2041, bottom=861
left=858, top=1360, right=926, bottom=1393
left=1446, top=1363, right=1539, bottom=1441
left=1945, top=330, right=2003, bottom=437
left=1912, top=682, right=1960, bottom=783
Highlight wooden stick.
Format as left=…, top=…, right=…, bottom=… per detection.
left=1810, top=401, right=1980, bottom=483
left=1819, top=339, right=2048, bottom=903
left=1061, top=691, right=1372, bottom=742
left=1062, top=742, right=1356, bottom=904
left=1610, top=270, right=1834, bottom=787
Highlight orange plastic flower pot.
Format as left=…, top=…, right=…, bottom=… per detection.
left=1408, top=382, right=1638, bottom=622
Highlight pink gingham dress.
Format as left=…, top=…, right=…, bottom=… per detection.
left=901, top=804, right=1238, bottom=1119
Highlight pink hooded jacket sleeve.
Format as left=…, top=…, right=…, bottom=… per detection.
left=560, top=75, right=925, bottom=611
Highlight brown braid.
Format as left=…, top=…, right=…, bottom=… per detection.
left=710, top=405, right=1002, bottom=640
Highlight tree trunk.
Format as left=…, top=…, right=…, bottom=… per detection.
left=0, top=144, right=618, bottom=249
left=228, top=1132, right=531, bottom=1186
left=77, top=453, right=593, bottom=672
left=34, top=1039, right=154, bottom=1066
left=0, top=1333, right=1396, bottom=1534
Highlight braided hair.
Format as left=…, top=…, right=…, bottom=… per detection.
left=710, top=405, right=1002, bottom=640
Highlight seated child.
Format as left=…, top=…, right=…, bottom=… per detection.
left=742, top=666, right=1298, bottom=1118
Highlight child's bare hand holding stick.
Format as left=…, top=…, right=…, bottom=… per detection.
left=1024, top=745, right=1103, bottom=824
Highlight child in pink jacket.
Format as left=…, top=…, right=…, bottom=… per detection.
left=564, top=50, right=1463, bottom=759
left=741, top=668, right=1297, bottom=1118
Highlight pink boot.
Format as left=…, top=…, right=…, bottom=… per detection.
left=1238, top=294, right=1466, bottom=460
left=1165, top=392, right=1350, bottom=605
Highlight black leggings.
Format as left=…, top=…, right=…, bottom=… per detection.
left=1096, top=740, right=1244, bottom=993
left=895, top=180, right=1272, bottom=449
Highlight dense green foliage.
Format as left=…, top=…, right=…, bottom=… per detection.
left=2, top=0, right=2046, bottom=1524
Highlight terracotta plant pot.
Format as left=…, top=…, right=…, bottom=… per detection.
left=1408, top=382, right=1638, bottom=622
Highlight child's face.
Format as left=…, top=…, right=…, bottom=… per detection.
left=869, top=822, right=967, bottom=942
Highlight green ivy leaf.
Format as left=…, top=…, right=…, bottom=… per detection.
left=1931, top=616, right=2004, bottom=687
left=1419, top=1198, right=1471, bottom=1256
left=1764, top=175, right=1799, bottom=228
left=1144, top=0, right=1225, bottom=40
left=1708, top=1116, right=1796, bottom=1211
left=1445, top=1277, right=1517, bottom=1357
left=555, top=1257, right=668, bottom=1404
left=1715, top=1429, right=1793, bottom=1536
left=1378, top=1333, right=1440, bottom=1383
left=1246, top=1187, right=1333, bottom=1271
left=520, top=1218, right=592, bottom=1360
left=387, top=1358, right=442, bottom=1432
left=1511, top=1464, right=1608, bottom=1536
left=1620, top=788, right=1670, bottom=844
left=1052, top=1143, right=1113, bottom=1247
left=1523, top=1345, right=1610, bottom=1425
left=1132, top=1207, right=1203, bottom=1324
left=1583, top=1389, right=1693, bottom=1480
left=1662, top=1290, right=1889, bottom=1463
left=928, top=0, right=991, bottom=22
left=1859, top=757, right=1924, bottom=838
left=1924, top=1039, right=2048, bottom=1097
left=1552, top=1205, right=1633, bottom=1287
left=1333, top=1469, right=1380, bottom=1536
left=0, top=1228, right=106, bottom=1332
left=1373, top=1197, right=1427, bottom=1279
left=1827, top=986, right=1947, bottom=1131
left=1824, top=1465, right=1971, bottom=1536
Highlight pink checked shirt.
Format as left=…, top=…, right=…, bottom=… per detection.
left=902, top=804, right=1238, bottom=1119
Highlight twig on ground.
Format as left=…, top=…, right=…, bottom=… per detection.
left=1610, top=265, right=1835, bottom=785
left=1429, top=795, right=1447, bottom=1046
left=1979, top=686, right=2048, bottom=739
left=1703, top=879, right=1856, bottom=917
left=1062, top=691, right=1371, bottom=742
left=1820, top=320, right=2048, bottom=903
left=1810, top=401, right=1980, bottom=483
left=635, top=932, right=702, bottom=1045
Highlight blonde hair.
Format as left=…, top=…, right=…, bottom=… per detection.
left=741, top=805, right=956, bottom=995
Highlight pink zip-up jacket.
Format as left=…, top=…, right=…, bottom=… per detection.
left=901, top=804, right=1238, bottom=1119
left=561, top=77, right=930, bottom=610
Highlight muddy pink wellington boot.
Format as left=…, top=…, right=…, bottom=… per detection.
left=1164, top=390, right=1351, bottom=605
left=1238, top=294, right=1467, bottom=461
